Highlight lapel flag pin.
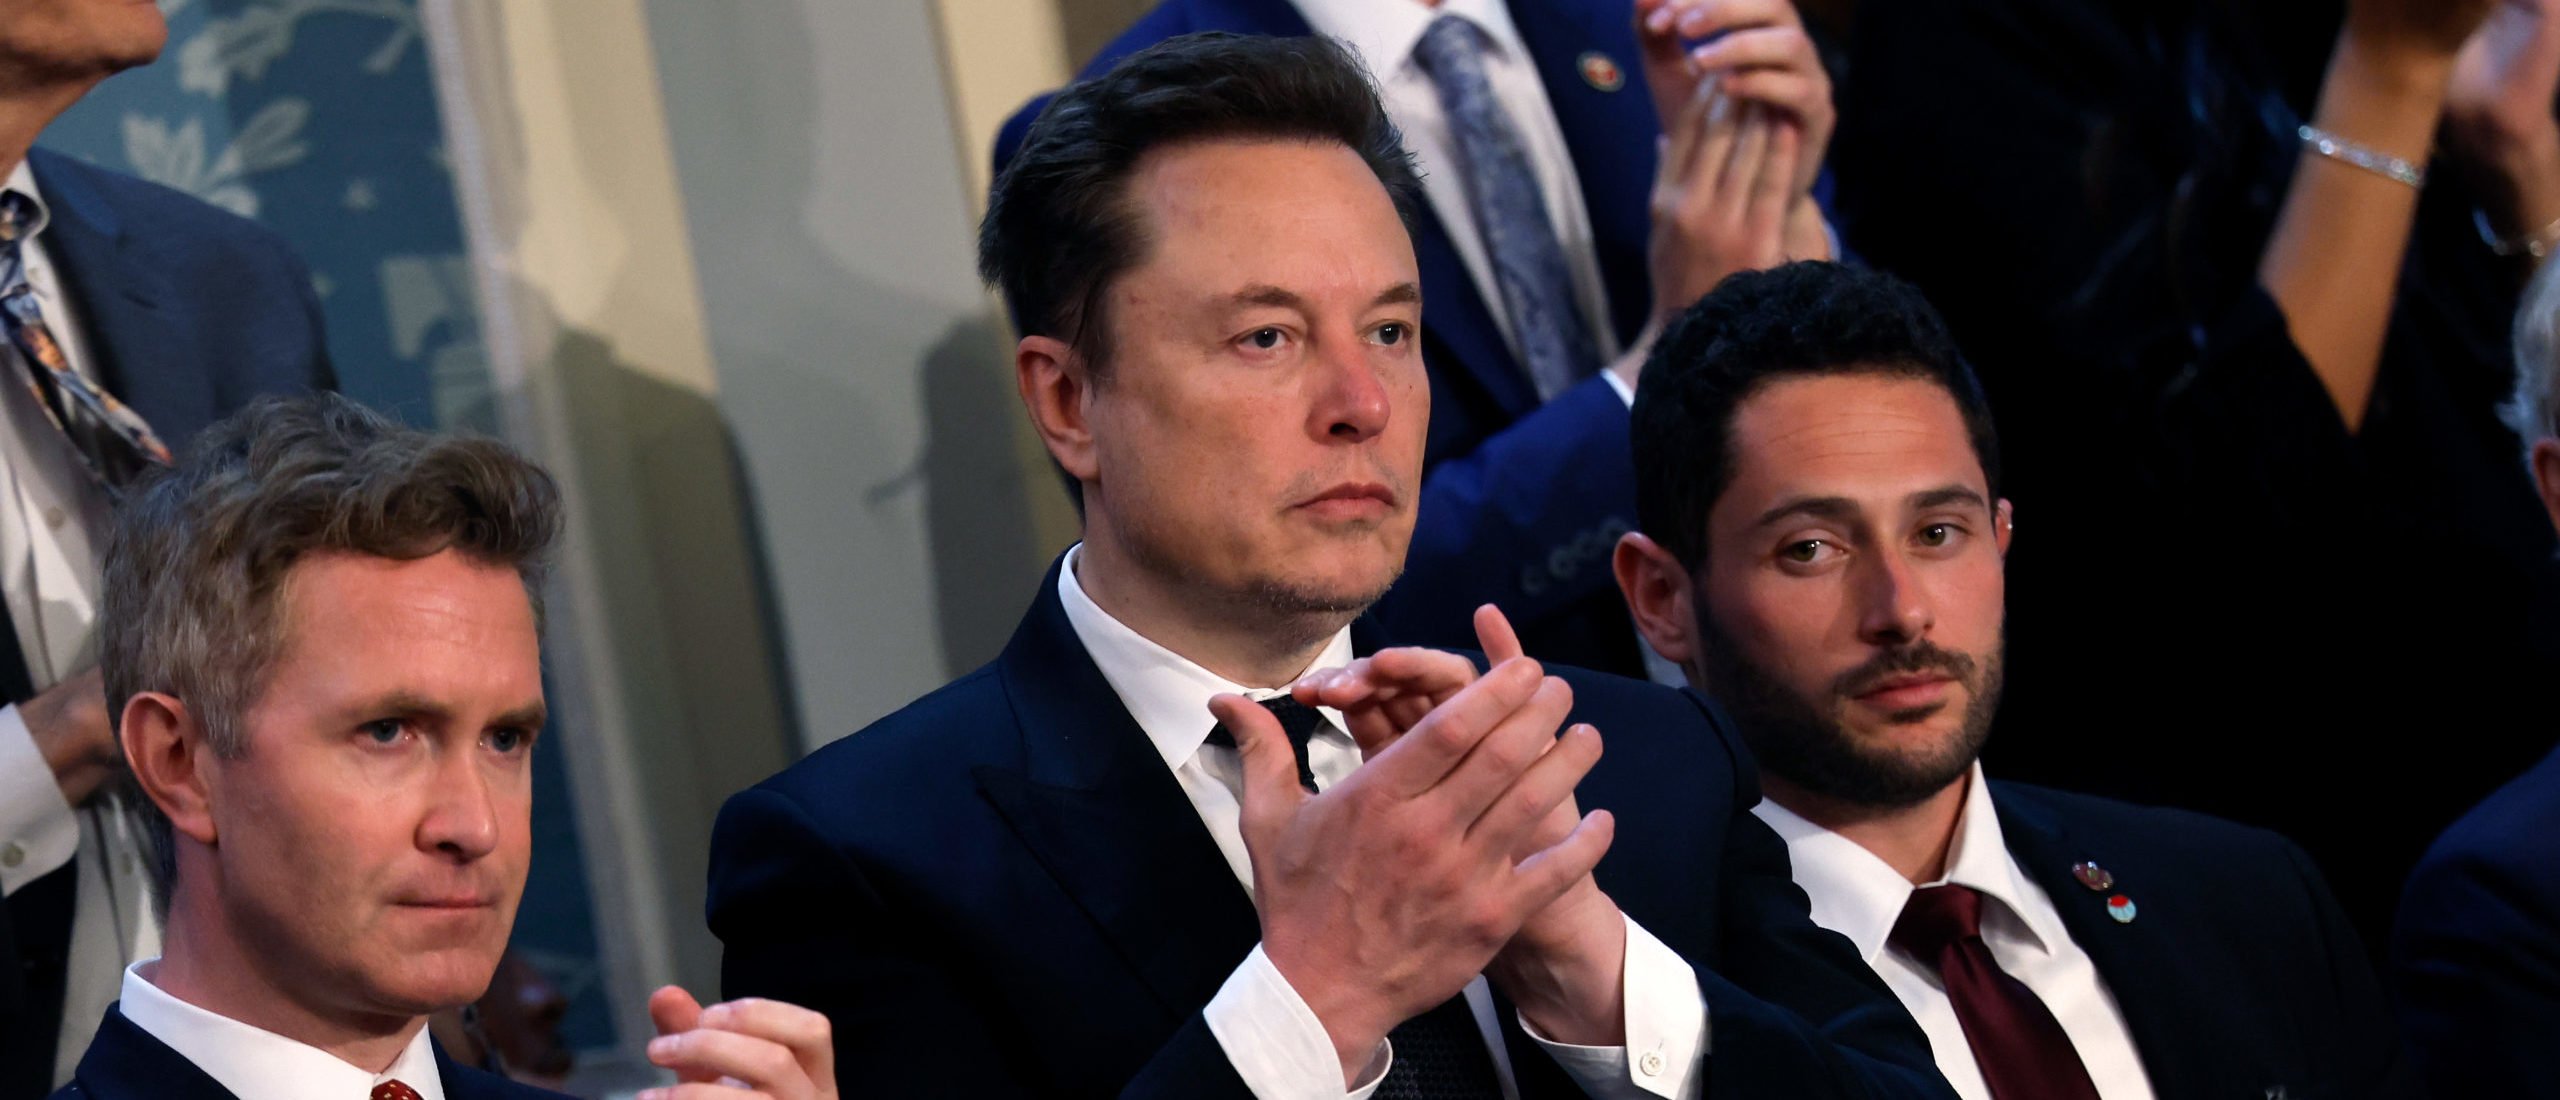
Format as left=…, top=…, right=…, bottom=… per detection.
left=2071, top=860, right=2114, bottom=892
left=1579, top=51, right=1624, bottom=92
left=2107, top=894, right=2138, bottom=923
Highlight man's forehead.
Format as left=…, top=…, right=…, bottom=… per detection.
left=1723, top=375, right=1988, bottom=510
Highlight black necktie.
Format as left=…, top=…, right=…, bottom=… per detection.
left=1379, top=993, right=1505, bottom=1099
left=1204, top=695, right=1325, bottom=793
left=1206, top=697, right=1504, bottom=1097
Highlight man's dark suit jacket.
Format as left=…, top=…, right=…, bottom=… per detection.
left=994, top=0, right=1676, bottom=677
left=1984, top=783, right=2418, bottom=1098
left=0, top=146, right=336, bottom=1098
left=47, top=1005, right=561, bottom=1100
left=708, top=558, right=1952, bottom=1098
left=2391, top=744, right=2560, bottom=1098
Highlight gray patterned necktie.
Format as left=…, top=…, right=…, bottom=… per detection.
left=1413, top=14, right=1599, bottom=400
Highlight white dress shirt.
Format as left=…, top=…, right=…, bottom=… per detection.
left=1751, top=765, right=2157, bottom=1100
left=1058, top=545, right=1704, bottom=1099
left=1295, top=0, right=1619, bottom=367
left=0, top=158, right=162, bottom=1087
left=118, top=960, right=447, bottom=1100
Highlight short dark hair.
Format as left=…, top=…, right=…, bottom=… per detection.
left=102, top=392, right=562, bottom=904
left=979, top=32, right=1420, bottom=376
left=1631, top=261, right=2002, bottom=570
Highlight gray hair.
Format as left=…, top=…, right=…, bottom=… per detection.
left=2505, top=257, right=2560, bottom=454
left=100, top=392, right=562, bottom=905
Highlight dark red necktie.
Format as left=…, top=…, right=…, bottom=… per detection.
left=372, top=1080, right=424, bottom=1100
left=1890, top=884, right=2103, bottom=1100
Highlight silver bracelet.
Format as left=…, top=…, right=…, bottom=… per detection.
left=2475, top=208, right=2560, bottom=260
left=2299, top=124, right=2427, bottom=189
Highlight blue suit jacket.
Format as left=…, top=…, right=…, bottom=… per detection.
left=2391, top=744, right=2560, bottom=1098
left=995, top=0, right=1675, bottom=676
left=707, top=556, right=1952, bottom=1098
left=1988, top=783, right=2417, bottom=1098
left=0, top=147, right=335, bottom=1100
left=47, top=1005, right=562, bottom=1100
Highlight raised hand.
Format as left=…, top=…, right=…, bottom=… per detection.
left=1635, top=0, right=1834, bottom=200
left=1219, top=654, right=1613, bottom=1082
left=1290, top=607, right=1630, bottom=1047
left=2447, top=0, right=2560, bottom=241
left=642, top=986, right=838, bottom=1100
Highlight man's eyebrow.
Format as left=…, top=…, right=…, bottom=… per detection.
left=1372, top=282, right=1421, bottom=308
left=1223, top=283, right=1421, bottom=311
left=1910, top=485, right=1990, bottom=513
left=347, top=692, right=547, bottom=731
left=493, top=702, right=549, bottom=731
left=1752, top=496, right=1861, bottom=529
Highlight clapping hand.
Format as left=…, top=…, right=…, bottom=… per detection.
left=642, top=986, right=837, bottom=1100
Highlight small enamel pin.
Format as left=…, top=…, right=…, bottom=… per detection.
left=2071, top=861, right=2114, bottom=892
left=2106, top=894, right=2138, bottom=923
left=1579, top=51, right=1624, bottom=92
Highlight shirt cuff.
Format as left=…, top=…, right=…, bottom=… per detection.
left=1602, top=366, right=1636, bottom=409
left=0, top=702, right=81, bottom=895
left=1521, top=913, right=1709, bottom=1100
left=1205, top=942, right=1391, bottom=1099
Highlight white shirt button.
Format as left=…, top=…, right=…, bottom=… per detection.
left=41, top=506, right=64, bottom=530
left=1, top=841, right=23, bottom=869
left=1638, top=1050, right=1664, bottom=1077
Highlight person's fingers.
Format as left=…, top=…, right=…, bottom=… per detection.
left=1718, top=69, right=1830, bottom=129
left=1468, top=723, right=1603, bottom=851
left=1212, top=693, right=1311, bottom=844
left=1365, top=648, right=1481, bottom=703
left=1509, top=809, right=1618, bottom=911
left=1716, top=103, right=1774, bottom=209
left=647, top=986, right=717, bottom=1084
left=1290, top=662, right=1376, bottom=711
left=1656, top=73, right=1723, bottom=198
left=693, top=999, right=833, bottom=1095
left=638, top=1086, right=771, bottom=1100
left=1684, top=25, right=1814, bottom=77
left=1746, top=119, right=1801, bottom=251
left=646, top=1028, right=811, bottom=1100
left=1426, top=674, right=1576, bottom=828
left=1673, top=0, right=1805, bottom=40
left=1472, top=604, right=1526, bottom=665
left=1367, top=657, right=1546, bottom=799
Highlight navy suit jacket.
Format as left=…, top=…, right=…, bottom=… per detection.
left=994, top=0, right=1674, bottom=676
left=2391, top=744, right=2560, bottom=1098
left=1990, top=783, right=2418, bottom=1098
left=708, top=557, right=1952, bottom=1098
left=0, top=147, right=335, bottom=1099
left=47, top=1005, right=562, bottom=1100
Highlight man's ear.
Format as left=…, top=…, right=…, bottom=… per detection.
left=1016, top=334, right=1099, bottom=484
left=1614, top=531, right=1699, bottom=666
left=122, top=692, right=218, bottom=845
left=2533, top=439, right=2560, bottom=541
left=1994, top=498, right=2015, bottom=558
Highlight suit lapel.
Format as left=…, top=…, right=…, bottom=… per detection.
left=69, top=1006, right=240, bottom=1099
left=1993, top=789, right=2211, bottom=1099
left=25, top=149, right=218, bottom=443
left=1412, top=199, right=1541, bottom=419
left=1507, top=0, right=1660, bottom=348
left=974, top=561, right=1263, bottom=1020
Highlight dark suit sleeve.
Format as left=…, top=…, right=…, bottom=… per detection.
left=1375, top=375, right=1635, bottom=650
left=277, top=236, right=337, bottom=394
left=1699, top=801, right=1957, bottom=1097
left=2263, top=837, right=2420, bottom=1099
left=2391, top=832, right=2560, bottom=1099
left=708, top=787, right=1253, bottom=1100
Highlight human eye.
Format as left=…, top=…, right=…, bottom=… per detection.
left=1915, top=521, right=1969, bottom=552
left=1778, top=539, right=1843, bottom=567
left=1238, top=326, right=1292, bottom=353
left=1370, top=320, right=1414, bottom=347
left=484, top=726, right=536, bottom=755
left=358, top=718, right=409, bottom=747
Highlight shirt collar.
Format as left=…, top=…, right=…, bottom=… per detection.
left=1056, top=543, right=1355, bottom=772
left=1751, top=763, right=2056, bottom=963
left=118, top=960, right=448, bottom=1100
left=1291, top=0, right=1529, bottom=82
left=5, top=159, right=50, bottom=240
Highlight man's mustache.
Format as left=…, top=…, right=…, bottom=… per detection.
left=1831, top=642, right=1978, bottom=700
